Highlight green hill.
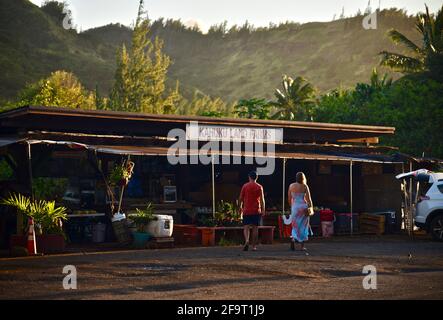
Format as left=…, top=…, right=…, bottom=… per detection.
left=0, top=0, right=419, bottom=103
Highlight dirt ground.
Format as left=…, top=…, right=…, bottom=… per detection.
left=0, top=235, right=442, bottom=300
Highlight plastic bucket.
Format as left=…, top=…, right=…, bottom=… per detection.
left=133, top=232, right=151, bottom=249
left=321, top=221, right=334, bottom=237
left=200, top=228, right=215, bottom=246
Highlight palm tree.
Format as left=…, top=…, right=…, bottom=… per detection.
left=354, top=68, right=393, bottom=102
left=234, top=98, right=271, bottom=119
left=379, top=4, right=443, bottom=79
left=271, top=75, right=316, bottom=121
left=369, top=68, right=393, bottom=90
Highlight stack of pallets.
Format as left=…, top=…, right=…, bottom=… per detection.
left=359, top=213, right=385, bottom=235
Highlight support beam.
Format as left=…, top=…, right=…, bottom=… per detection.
left=409, top=161, right=413, bottom=236
left=26, top=141, right=33, bottom=199
left=350, top=160, right=353, bottom=236
left=211, top=154, right=216, bottom=219
left=338, top=137, right=379, bottom=144
left=282, top=158, right=287, bottom=214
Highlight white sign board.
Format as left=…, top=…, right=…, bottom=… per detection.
left=186, top=122, right=283, bottom=143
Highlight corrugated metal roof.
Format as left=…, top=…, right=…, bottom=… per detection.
left=0, top=105, right=396, bottom=134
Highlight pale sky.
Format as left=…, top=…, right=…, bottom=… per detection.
left=29, top=0, right=442, bottom=32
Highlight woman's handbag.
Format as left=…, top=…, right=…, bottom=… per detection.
left=306, top=207, right=314, bottom=217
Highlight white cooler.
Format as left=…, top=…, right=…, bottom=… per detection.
left=146, top=214, right=174, bottom=237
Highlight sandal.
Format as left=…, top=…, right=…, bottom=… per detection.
left=243, top=243, right=249, bottom=251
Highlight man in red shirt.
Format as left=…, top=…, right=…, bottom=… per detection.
left=239, top=171, right=266, bottom=251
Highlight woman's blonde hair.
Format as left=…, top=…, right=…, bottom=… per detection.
left=296, top=172, right=307, bottom=184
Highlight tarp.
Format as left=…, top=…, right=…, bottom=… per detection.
left=0, top=138, right=25, bottom=148
left=1, top=138, right=403, bottom=163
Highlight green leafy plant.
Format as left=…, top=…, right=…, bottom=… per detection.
left=0, top=159, right=14, bottom=181
left=129, top=203, right=158, bottom=233
left=197, top=216, right=217, bottom=227
left=216, top=200, right=242, bottom=227
left=2, top=193, right=67, bottom=235
left=234, top=98, right=272, bottom=119
left=33, top=177, right=68, bottom=201
left=271, top=75, right=317, bottom=121
left=109, top=160, right=134, bottom=186
left=379, top=4, right=443, bottom=81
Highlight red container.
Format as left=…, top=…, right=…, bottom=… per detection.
left=320, top=209, right=335, bottom=222
left=199, top=227, right=216, bottom=246
left=278, top=215, right=292, bottom=239
left=10, top=234, right=65, bottom=254
left=173, top=225, right=201, bottom=246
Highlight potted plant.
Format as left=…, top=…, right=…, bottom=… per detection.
left=109, top=161, right=134, bottom=187
left=108, top=159, right=135, bottom=243
left=216, top=200, right=242, bottom=227
left=2, top=193, right=68, bottom=254
left=128, top=203, right=157, bottom=249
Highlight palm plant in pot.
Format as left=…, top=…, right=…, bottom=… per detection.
left=2, top=193, right=68, bottom=254
left=129, top=203, right=157, bottom=249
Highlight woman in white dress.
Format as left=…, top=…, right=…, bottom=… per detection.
left=282, top=172, right=314, bottom=253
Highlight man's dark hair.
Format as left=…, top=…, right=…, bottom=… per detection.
left=248, top=171, right=258, bottom=180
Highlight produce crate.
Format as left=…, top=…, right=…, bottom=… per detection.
left=359, top=213, right=386, bottom=235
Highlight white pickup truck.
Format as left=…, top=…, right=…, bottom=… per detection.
left=396, top=169, right=443, bottom=241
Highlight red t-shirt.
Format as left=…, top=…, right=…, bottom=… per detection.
left=240, top=181, right=264, bottom=215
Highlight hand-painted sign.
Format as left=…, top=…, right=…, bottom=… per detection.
left=186, top=122, right=283, bottom=143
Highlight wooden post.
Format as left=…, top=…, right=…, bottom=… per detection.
left=17, top=142, right=34, bottom=235
left=116, top=155, right=130, bottom=215
left=409, top=161, right=413, bottom=236
left=282, top=158, right=286, bottom=214
left=350, top=160, right=353, bottom=236
left=26, top=142, right=33, bottom=199
left=211, top=154, right=216, bottom=219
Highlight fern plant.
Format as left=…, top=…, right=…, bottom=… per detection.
left=129, top=203, right=158, bottom=233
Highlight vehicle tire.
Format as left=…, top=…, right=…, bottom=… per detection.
left=430, top=215, right=443, bottom=242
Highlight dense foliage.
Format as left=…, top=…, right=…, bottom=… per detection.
left=11, top=70, right=96, bottom=110
left=314, top=75, right=443, bottom=158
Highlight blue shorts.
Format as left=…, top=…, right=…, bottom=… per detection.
left=243, top=214, right=262, bottom=226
